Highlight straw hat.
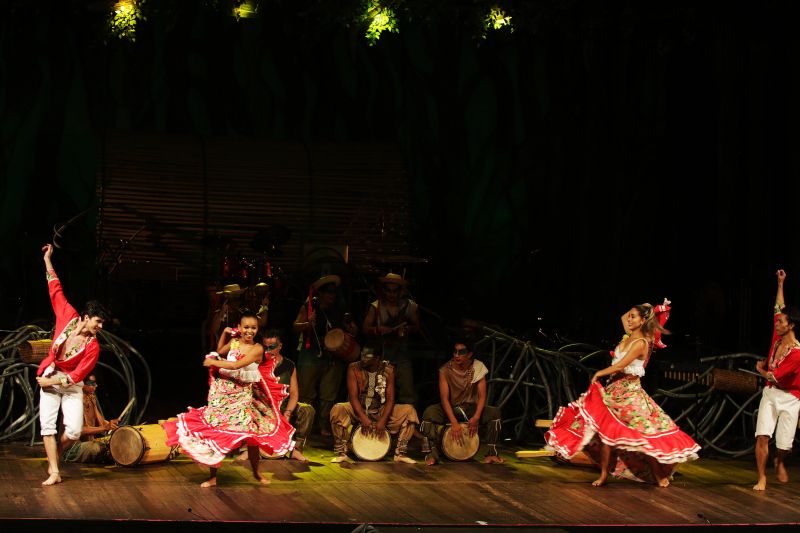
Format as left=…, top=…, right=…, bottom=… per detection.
left=311, top=274, right=341, bottom=292
left=216, top=283, right=245, bottom=296
left=378, top=273, right=407, bottom=287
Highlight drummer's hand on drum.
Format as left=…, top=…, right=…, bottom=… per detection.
left=449, top=423, right=465, bottom=446
left=359, top=417, right=374, bottom=436
left=467, top=416, right=479, bottom=437
left=375, top=420, right=387, bottom=436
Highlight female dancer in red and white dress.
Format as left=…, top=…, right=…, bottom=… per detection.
left=162, top=311, right=295, bottom=487
left=545, top=301, right=700, bottom=487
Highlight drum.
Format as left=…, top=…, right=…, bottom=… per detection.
left=350, top=425, right=391, bottom=461
left=441, top=423, right=480, bottom=461
left=109, top=424, right=173, bottom=466
left=324, top=328, right=361, bottom=362
left=18, top=339, right=52, bottom=364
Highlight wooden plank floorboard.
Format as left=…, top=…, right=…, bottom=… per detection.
left=2, top=443, right=800, bottom=526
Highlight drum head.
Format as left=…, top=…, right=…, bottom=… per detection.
left=324, top=328, right=345, bottom=351
left=350, top=426, right=391, bottom=461
left=442, top=423, right=480, bottom=461
left=109, top=426, right=145, bottom=466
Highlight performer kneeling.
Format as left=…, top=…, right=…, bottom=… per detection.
left=545, top=301, right=700, bottom=487
left=420, top=338, right=504, bottom=465
left=330, top=347, right=419, bottom=463
left=35, top=244, right=109, bottom=486
left=162, top=312, right=295, bottom=487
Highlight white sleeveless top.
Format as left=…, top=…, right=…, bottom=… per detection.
left=611, top=338, right=648, bottom=377
left=219, top=348, right=262, bottom=383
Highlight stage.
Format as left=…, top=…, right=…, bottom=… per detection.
left=1, top=442, right=799, bottom=532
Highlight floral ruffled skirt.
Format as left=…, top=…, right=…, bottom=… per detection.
left=163, top=367, right=295, bottom=468
left=545, top=375, right=700, bottom=483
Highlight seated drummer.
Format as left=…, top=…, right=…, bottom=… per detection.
left=61, top=374, right=119, bottom=463
left=329, top=346, right=419, bottom=464
left=262, top=329, right=312, bottom=462
left=421, top=338, right=504, bottom=465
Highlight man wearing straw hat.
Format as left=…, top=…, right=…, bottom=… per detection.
left=209, top=283, right=268, bottom=347
left=330, top=346, right=419, bottom=463
left=293, top=274, right=357, bottom=435
left=362, top=272, right=420, bottom=404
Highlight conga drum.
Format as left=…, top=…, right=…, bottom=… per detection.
left=441, top=423, right=480, bottom=461
left=350, top=425, right=391, bottom=461
left=324, top=328, right=361, bottom=362
left=109, top=424, right=173, bottom=466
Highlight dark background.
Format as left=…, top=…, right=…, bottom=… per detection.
left=1, top=1, right=799, bottom=416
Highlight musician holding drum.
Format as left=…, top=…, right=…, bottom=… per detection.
left=420, top=338, right=504, bottom=466
left=330, top=346, right=419, bottom=463
left=35, top=244, right=110, bottom=486
left=293, top=275, right=358, bottom=436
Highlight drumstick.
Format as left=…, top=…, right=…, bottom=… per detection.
left=117, top=397, right=136, bottom=421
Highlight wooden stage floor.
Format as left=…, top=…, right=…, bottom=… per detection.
left=1, top=441, right=799, bottom=531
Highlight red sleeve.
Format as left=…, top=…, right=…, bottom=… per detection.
left=48, top=272, right=79, bottom=332
left=773, top=350, right=800, bottom=389
left=66, top=342, right=99, bottom=384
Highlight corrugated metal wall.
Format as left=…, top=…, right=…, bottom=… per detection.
left=97, top=132, right=411, bottom=284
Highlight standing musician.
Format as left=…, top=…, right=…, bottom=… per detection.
left=293, top=275, right=358, bottom=435
left=753, top=269, right=800, bottom=491
left=362, top=273, right=420, bottom=404
left=35, top=244, right=110, bottom=486
left=420, top=338, right=504, bottom=466
left=329, top=346, right=418, bottom=463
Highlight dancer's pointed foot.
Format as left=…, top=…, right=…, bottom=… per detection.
left=291, top=449, right=308, bottom=463
left=253, top=471, right=271, bottom=485
left=42, top=472, right=61, bottom=486
left=752, top=477, right=767, bottom=491
left=200, top=478, right=217, bottom=488
left=776, top=460, right=789, bottom=483
left=591, top=474, right=608, bottom=487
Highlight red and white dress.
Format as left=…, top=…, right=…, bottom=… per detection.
left=163, top=341, right=295, bottom=468
left=545, top=341, right=700, bottom=483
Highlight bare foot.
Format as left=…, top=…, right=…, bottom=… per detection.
left=291, top=449, right=308, bottom=463
left=253, top=471, right=271, bottom=485
left=235, top=450, right=249, bottom=462
left=657, top=477, right=670, bottom=488
left=752, top=477, right=767, bottom=491
left=592, top=474, right=608, bottom=487
left=42, top=472, right=61, bottom=486
left=482, top=455, right=505, bottom=464
left=331, top=454, right=350, bottom=464
left=394, top=455, right=416, bottom=464
left=776, top=460, right=789, bottom=483
left=425, top=453, right=437, bottom=466
left=200, top=478, right=217, bottom=488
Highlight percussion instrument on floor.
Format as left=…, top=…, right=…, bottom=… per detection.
left=350, top=425, right=391, bottom=461
left=441, top=423, right=480, bottom=461
left=109, top=424, right=173, bottom=466
left=324, top=328, right=361, bottom=362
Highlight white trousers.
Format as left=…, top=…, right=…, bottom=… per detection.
left=755, top=386, right=800, bottom=451
left=39, top=370, right=84, bottom=441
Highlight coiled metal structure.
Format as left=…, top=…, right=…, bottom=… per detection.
left=0, top=325, right=151, bottom=444
left=475, top=326, right=600, bottom=440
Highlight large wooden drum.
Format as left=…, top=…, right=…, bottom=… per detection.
left=324, top=328, right=361, bottom=362
left=350, top=425, right=391, bottom=461
left=109, top=424, right=173, bottom=466
left=441, top=423, right=480, bottom=461
left=18, top=339, right=52, bottom=364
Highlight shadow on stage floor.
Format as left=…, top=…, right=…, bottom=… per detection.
left=1, top=441, right=799, bottom=532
